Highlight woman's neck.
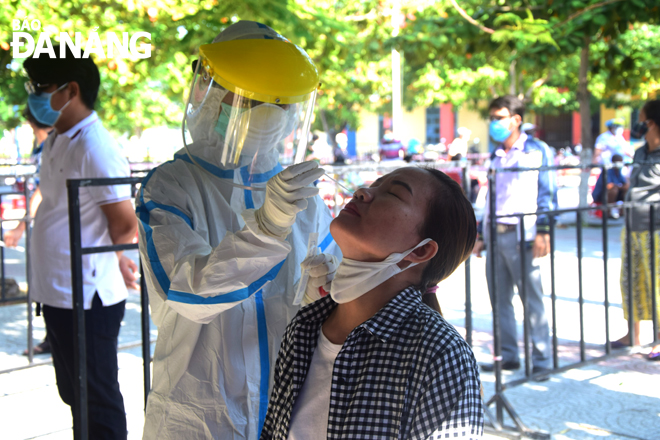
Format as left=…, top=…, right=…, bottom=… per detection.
left=322, top=275, right=413, bottom=345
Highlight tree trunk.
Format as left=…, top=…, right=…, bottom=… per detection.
left=577, top=36, right=593, bottom=221
left=509, top=60, right=517, bottom=95
left=320, top=109, right=337, bottom=148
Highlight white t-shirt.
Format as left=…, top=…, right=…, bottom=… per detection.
left=287, top=327, right=343, bottom=440
left=30, top=112, right=131, bottom=309
left=595, top=130, right=630, bottom=164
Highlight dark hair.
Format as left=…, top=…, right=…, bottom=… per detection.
left=489, top=95, right=525, bottom=123
left=23, top=45, right=100, bottom=110
left=643, top=100, right=660, bottom=127
left=23, top=106, right=51, bottom=129
left=612, top=154, right=624, bottom=162
left=417, top=168, right=477, bottom=291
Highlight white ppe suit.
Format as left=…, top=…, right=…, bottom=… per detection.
left=137, top=148, right=338, bottom=439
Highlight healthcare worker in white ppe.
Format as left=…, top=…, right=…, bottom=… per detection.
left=136, top=21, right=340, bottom=439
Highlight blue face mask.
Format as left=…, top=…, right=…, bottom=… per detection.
left=27, top=83, right=69, bottom=126
left=214, top=102, right=232, bottom=138
left=489, top=119, right=512, bottom=143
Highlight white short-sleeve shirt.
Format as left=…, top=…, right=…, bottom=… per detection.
left=30, top=112, right=132, bottom=309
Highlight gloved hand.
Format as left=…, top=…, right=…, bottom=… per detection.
left=255, top=161, right=324, bottom=239
left=301, top=253, right=339, bottom=305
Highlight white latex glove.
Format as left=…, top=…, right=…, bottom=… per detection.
left=301, top=253, right=339, bottom=305
left=255, top=161, right=324, bottom=239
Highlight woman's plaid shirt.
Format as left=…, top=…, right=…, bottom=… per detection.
left=260, top=286, right=484, bottom=440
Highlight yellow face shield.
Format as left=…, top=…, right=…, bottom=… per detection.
left=183, top=39, right=319, bottom=172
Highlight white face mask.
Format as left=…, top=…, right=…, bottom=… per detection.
left=614, top=127, right=624, bottom=136
left=330, top=238, right=432, bottom=304
left=240, top=103, right=295, bottom=155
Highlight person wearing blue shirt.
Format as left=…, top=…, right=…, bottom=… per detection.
left=591, top=154, right=628, bottom=218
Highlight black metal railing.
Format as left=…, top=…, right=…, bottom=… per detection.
left=18, top=158, right=656, bottom=440
left=482, top=161, right=659, bottom=438
left=67, top=176, right=150, bottom=440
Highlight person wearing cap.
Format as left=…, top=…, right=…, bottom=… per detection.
left=521, top=122, right=537, bottom=138
left=136, top=21, right=340, bottom=439
left=594, top=118, right=633, bottom=164
left=23, top=46, right=138, bottom=439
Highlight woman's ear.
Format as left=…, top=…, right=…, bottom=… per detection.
left=403, top=240, right=438, bottom=264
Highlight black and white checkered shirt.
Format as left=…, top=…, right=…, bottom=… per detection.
left=261, top=286, right=484, bottom=440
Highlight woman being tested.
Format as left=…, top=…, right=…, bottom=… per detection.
left=261, top=167, right=484, bottom=439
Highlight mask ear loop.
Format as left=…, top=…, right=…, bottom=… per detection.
left=181, top=61, right=266, bottom=192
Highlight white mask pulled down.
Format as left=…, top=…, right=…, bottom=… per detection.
left=330, top=238, right=432, bottom=304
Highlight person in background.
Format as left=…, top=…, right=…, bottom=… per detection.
left=7, top=107, right=48, bottom=250
left=473, top=95, right=557, bottom=379
left=591, top=154, right=628, bottom=219
left=261, top=167, right=483, bottom=439
left=615, top=100, right=660, bottom=361
left=594, top=118, right=633, bottom=164
left=8, top=107, right=51, bottom=356
left=23, top=46, right=138, bottom=439
left=521, top=122, right=537, bottom=138
left=449, top=127, right=471, bottom=161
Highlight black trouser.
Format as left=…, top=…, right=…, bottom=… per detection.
left=43, top=293, right=127, bottom=440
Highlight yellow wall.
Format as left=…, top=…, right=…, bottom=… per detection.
left=355, top=110, right=380, bottom=156
left=355, top=105, right=491, bottom=154
left=355, top=107, right=427, bottom=156
left=600, top=105, right=617, bottom=133
left=456, top=107, right=488, bottom=153
left=401, top=107, right=427, bottom=145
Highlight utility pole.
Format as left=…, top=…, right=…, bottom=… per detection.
left=391, top=0, right=403, bottom=140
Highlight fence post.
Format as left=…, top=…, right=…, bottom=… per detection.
left=25, top=179, right=34, bottom=364
left=650, top=205, right=658, bottom=343
left=625, top=205, right=635, bottom=346
left=462, top=161, right=473, bottom=346
left=601, top=165, right=610, bottom=354
left=67, top=179, right=88, bottom=440
left=140, top=261, right=151, bottom=410
left=519, top=215, right=531, bottom=377
left=576, top=209, right=586, bottom=362
left=487, top=169, right=504, bottom=425
left=549, top=213, right=558, bottom=369
left=1, top=194, right=5, bottom=302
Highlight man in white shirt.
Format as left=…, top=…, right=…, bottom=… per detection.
left=23, top=46, right=137, bottom=439
left=594, top=118, right=633, bottom=164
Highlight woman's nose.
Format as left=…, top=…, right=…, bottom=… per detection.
left=353, top=187, right=373, bottom=202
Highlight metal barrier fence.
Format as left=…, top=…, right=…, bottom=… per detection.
left=67, top=176, right=150, bottom=440
left=25, top=158, right=658, bottom=439
left=0, top=169, right=147, bottom=371
left=0, top=173, right=35, bottom=305
left=0, top=173, right=37, bottom=364
left=483, top=162, right=659, bottom=439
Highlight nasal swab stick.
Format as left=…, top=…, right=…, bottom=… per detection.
left=323, top=173, right=353, bottom=196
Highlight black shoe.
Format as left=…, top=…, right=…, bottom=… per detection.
left=480, top=360, right=521, bottom=372
left=22, top=339, right=51, bottom=356
left=532, top=366, right=551, bottom=382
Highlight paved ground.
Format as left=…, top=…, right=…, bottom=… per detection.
left=1, top=223, right=659, bottom=439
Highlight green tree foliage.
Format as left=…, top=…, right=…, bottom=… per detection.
left=395, top=0, right=660, bottom=119
left=1, top=0, right=659, bottom=143
left=0, top=0, right=393, bottom=140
